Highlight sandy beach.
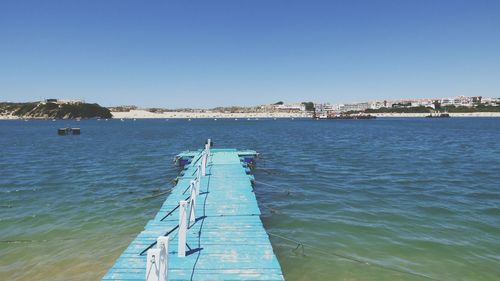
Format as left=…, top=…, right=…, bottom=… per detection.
left=110, top=109, right=308, bottom=119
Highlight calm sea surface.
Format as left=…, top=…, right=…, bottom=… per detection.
left=1, top=118, right=499, bottom=281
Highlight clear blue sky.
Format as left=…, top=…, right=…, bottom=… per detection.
left=1, top=0, right=499, bottom=108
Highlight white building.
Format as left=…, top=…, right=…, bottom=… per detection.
left=340, top=103, right=369, bottom=112
left=439, top=96, right=473, bottom=107
left=314, top=103, right=341, bottom=112
left=42, top=99, right=84, bottom=105
left=482, top=97, right=500, bottom=106
left=274, top=103, right=306, bottom=111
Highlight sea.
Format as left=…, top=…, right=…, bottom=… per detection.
left=1, top=118, right=499, bottom=281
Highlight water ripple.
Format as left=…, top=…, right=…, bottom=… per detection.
left=1, top=118, right=500, bottom=280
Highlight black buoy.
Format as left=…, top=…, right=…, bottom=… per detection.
left=58, top=127, right=80, bottom=135
left=57, top=128, right=68, bottom=135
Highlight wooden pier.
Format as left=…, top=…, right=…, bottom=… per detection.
left=102, top=140, right=284, bottom=281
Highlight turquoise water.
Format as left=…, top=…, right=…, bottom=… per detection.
left=1, top=118, right=499, bottom=281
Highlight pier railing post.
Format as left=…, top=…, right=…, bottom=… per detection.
left=195, top=167, right=201, bottom=196
left=206, top=138, right=211, bottom=155
left=157, top=236, right=169, bottom=281
left=201, top=152, right=207, bottom=176
left=190, top=179, right=197, bottom=198
left=178, top=200, right=188, bottom=257
left=146, top=236, right=169, bottom=281
left=189, top=181, right=196, bottom=225
left=146, top=248, right=160, bottom=281
left=201, top=139, right=210, bottom=176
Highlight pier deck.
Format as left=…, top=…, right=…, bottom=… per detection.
left=102, top=147, right=284, bottom=281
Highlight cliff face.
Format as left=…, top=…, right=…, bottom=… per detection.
left=0, top=102, right=112, bottom=119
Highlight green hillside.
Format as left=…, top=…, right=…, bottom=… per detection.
left=0, top=101, right=112, bottom=119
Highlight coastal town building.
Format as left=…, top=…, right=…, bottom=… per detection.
left=314, top=103, right=339, bottom=112
left=368, top=101, right=386, bottom=109
left=42, top=99, right=84, bottom=105
left=313, top=95, right=497, bottom=115
left=273, top=103, right=306, bottom=111
left=340, top=102, right=370, bottom=112
left=482, top=97, right=500, bottom=106
left=436, top=96, right=477, bottom=107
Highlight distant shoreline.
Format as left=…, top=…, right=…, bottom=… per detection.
left=110, top=109, right=309, bottom=119
left=112, top=110, right=500, bottom=119
left=2, top=110, right=500, bottom=120
left=371, top=112, right=500, bottom=118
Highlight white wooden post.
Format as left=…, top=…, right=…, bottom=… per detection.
left=195, top=168, right=201, bottom=196
left=157, top=236, right=169, bottom=281
left=178, top=200, right=187, bottom=257
left=189, top=181, right=196, bottom=225
left=201, top=152, right=206, bottom=176
left=146, top=249, right=160, bottom=281
left=206, top=139, right=211, bottom=155
left=205, top=139, right=211, bottom=170
left=190, top=179, right=197, bottom=197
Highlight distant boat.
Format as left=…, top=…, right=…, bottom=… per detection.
left=235, top=118, right=238, bottom=121
left=120, top=118, right=124, bottom=122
